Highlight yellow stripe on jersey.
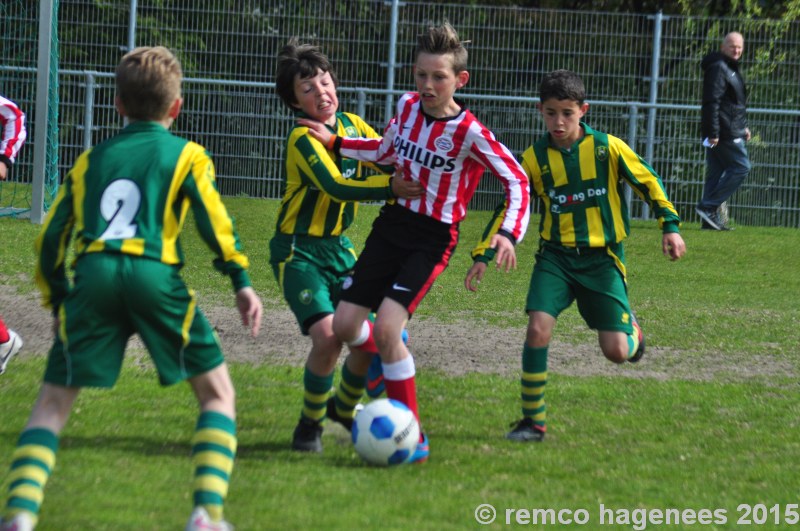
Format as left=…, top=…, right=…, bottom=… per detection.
left=559, top=212, right=575, bottom=242
left=586, top=206, right=605, bottom=247
left=121, top=239, right=145, bottom=255
left=548, top=149, right=568, bottom=188
left=309, top=193, right=333, bottom=236
left=578, top=137, right=596, bottom=181
left=162, top=146, right=194, bottom=264
left=70, top=152, right=89, bottom=248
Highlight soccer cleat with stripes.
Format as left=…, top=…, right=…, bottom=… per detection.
left=628, top=314, right=646, bottom=363
left=185, top=507, right=233, bottom=531
left=0, top=329, right=23, bottom=375
left=506, top=417, right=546, bottom=442
left=408, top=433, right=429, bottom=464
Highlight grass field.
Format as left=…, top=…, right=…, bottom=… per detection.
left=1, top=197, right=799, bottom=530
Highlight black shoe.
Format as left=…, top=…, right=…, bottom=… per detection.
left=628, top=313, right=646, bottom=363
left=326, top=397, right=354, bottom=432
left=506, top=418, right=546, bottom=442
left=292, top=417, right=323, bottom=452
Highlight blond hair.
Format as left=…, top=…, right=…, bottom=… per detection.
left=415, top=21, right=469, bottom=73
left=115, top=46, right=182, bottom=121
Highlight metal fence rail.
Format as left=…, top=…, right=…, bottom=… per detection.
left=2, top=0, right=799, bottom=227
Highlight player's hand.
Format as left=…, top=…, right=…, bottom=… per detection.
left=464, top=261, right=488, bottom=292
left=745, top=128, right=752, bottom=141
left=391, top=171, right=424, bottom=199
left=491, top=234, right=517, bottom=272
left=296, top=118, right=332, bottom=146
left=0, top=161, right=8, bottom=181
left=662, top=232, right=686, bottom=261
left=236, top=286, right=263, bottom=337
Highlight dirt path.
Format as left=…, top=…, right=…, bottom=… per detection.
left=2, top=284, right=793, bottom=383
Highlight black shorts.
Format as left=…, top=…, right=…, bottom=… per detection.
left=340, top=203, right=459, bottom=315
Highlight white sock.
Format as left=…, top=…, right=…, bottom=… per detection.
left=382, top=354, right=415, bottom=380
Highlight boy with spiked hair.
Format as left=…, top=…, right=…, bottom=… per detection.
left=0, top=46, right=263, bottom=531
left=271, top=38, right=422, bottom=453
left=302, top=22, right=530, bottom=462
left=466, top=69, right=685, bottom=442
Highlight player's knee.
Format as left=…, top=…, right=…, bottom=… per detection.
left=602, top=346, right=627, bottom=364
left=332, top=314, right=359, bottom=343
left=525, top=323, right=551, bottom=347
left=371, top=322, right=396, bottom=354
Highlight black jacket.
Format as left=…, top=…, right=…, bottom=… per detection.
left=700, top=51, right=748, bottom=140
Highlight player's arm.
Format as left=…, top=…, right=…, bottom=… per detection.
left=182, top=145, right=253, bottom=293
left=465, top=198, right=524, bottom=291
left=35, top=156, right=83, bottom=312
left=293, top=120, right=420, bottom=200
left=0, top=96, right=27, bottom=180
left=291, top=129, right=395, bottom=201
left=469, top=129, right=530, bottom=244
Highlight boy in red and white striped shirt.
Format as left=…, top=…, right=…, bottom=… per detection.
left=302, top=21, right=530, bottom=462
left=0, top=94, right=27, bottom=375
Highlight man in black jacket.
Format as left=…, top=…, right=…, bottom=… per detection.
left=697, top=31, right=751, bottom=231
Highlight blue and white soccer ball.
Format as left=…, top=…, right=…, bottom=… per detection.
left=352, top=398, right=420, bottom=466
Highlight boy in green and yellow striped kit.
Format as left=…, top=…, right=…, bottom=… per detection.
left=466, top=69, right=686, bottom=442
left=270, top=39, right=422, bottom=453
left=0, top=47, right=263, bottom=531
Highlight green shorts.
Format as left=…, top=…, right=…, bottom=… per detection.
left=269, top=233, right=357, bottom=335
left=526, top=242, right=635, bottom=334
left=45, top=253, right=224, bottom=388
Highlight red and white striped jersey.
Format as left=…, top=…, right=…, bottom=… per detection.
left=339, top=92, right=530, bottom=242
left=0, top=95, right=27, bottom=165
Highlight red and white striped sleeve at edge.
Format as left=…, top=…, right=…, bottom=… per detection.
left=0, top=96, right=27, bottom=164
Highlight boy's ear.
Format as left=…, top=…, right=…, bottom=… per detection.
left=456, top=70, right=470, bottom=89
left=579, top=102, right=590, bottom=116
left=114, top=95, right=127, bottom=117
left=168, top=97, right=183, bottom=120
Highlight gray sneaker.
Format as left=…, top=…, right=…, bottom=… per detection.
left=0, top=329, right=23, bottom=375
left=696, top=207, right=722, bottom=230
left=506, top=418, right=546, bottom=442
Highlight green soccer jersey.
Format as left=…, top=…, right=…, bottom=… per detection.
left=275, top=111, right=395, bottom=238
left=472, top=123, right=681, bottom=260
left=36, top=121, right=251, bottom=311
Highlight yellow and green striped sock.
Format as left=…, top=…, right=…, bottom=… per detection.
left=3, top=427, right=59, bottom=526
left=191, top=411, right=236, bottom=522
left=333, top=360, right=366, bottom=419
left=521, top=345, right=548, bottom=432
left=302, top=368, right=334, bottom=423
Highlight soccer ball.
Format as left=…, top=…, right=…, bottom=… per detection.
left=352, top=398, right=420, bottom=466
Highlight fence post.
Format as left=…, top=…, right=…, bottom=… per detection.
left=128, top=0, right=137, bottom=52
left=83, top=72, right=95, bottom=151
left=385, top=0, right=400, bottom=122
left=357, top=89, right=367, bottom=118
left=31, top=0, right=55, bottom=224
left=643, top=10, right=665, bottom=220
left=626, top=102, right=639, bottom=210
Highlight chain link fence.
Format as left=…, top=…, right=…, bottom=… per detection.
left=2, top=0, right=799, bottom=226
